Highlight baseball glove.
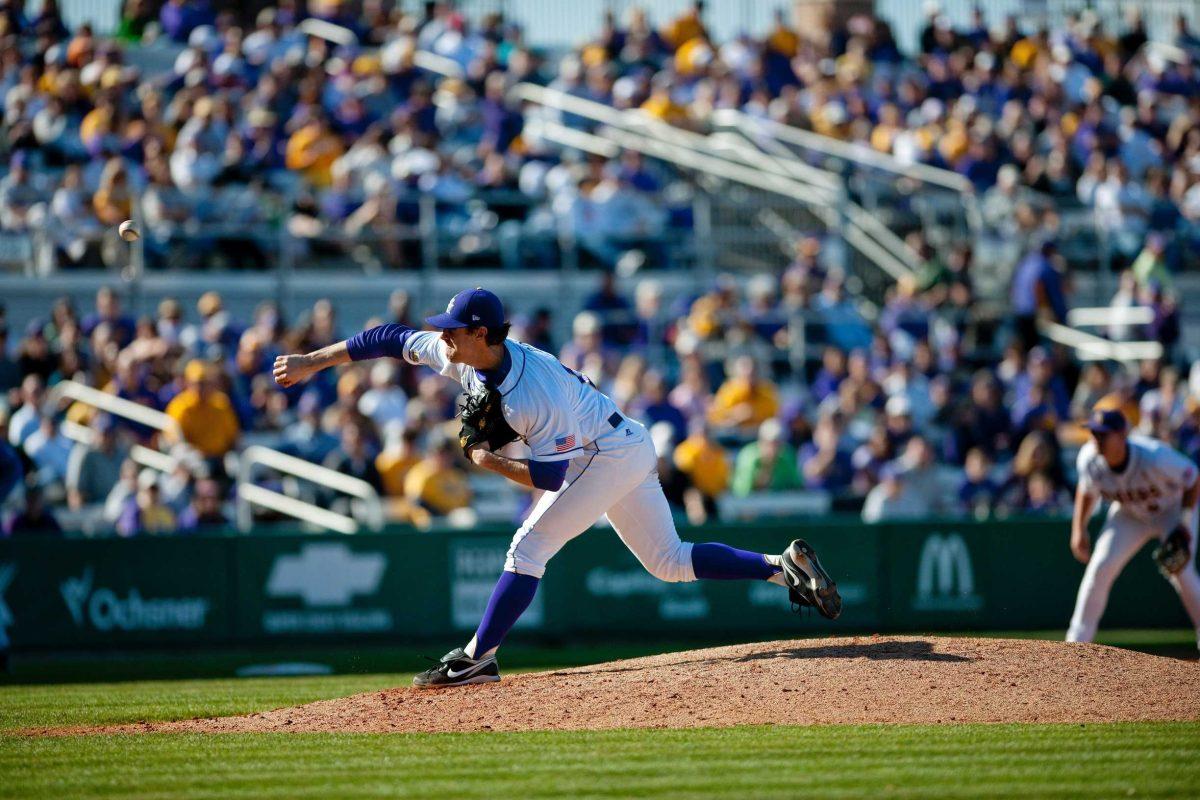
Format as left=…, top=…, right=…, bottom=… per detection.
left=458, top=387, right=518, bottom=458
left=1153, top=524, right=1192, bottom=578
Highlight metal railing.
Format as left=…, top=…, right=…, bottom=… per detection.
left=236, top=445, right=384, bottom=535
left=45, top=380, right=384, bottom=534
left=514, top=82, right=915, bottom=295
left=712, top=110, right=974, bottom=195
left=47, top=380, right=178, bottom=474
left=1038, top=319, right=1163, bottom=363
left=712, top=109, right=983, bottom=239
left=705, top=124, right=915, bottom=282
left=1066, top=306, right=1156, bottom=330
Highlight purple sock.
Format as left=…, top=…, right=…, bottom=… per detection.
left=691, top=542, right=780, bottom=580
left=471, top=570, right=540, bottom=656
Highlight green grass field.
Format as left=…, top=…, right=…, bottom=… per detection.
left=2, top=631, right=1198, bottom=799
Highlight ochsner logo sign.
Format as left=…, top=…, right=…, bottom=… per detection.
left=913, top=533, right=983, bottom=612
left=59, top=567, right=210, bottom=631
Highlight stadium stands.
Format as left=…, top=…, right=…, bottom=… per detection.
left=0, top=1, right=1198, bottom=536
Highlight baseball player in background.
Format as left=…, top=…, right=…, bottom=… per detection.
left=1068, top=408, right=1200, bottom=648
left=275, top=288, right=842, bottom=687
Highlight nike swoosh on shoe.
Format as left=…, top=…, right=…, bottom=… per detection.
left=445, top=661, right=492, bottom=679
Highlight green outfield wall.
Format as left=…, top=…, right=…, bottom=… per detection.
left=0, top=519, right=1191, bottom=650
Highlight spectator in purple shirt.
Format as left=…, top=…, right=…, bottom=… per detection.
left=811, top=346, right=847, bottom=404
left=4, top=485, right=61, bottom=537
left=158, top=0, right=215, bottom=44
left=480, top=72, right=523, bottom=153
left=1010, top=239, right=1068, bottom=352
left=1010, top=347, right=1070, bottom=427
left=582, top=271, right=636, bottom=347
left=177, top=479, right=228, bottom=532
left=879, top=276, right=931, bottom=348
left=80, top=287, right=136, bottom=349
left=946, top=371, right=1012, bottom=464
left=798, top=412, right=854, bottom=492
left=957, top=447, right=998, bottom=517
left=629, top=370, right=688, bottom=445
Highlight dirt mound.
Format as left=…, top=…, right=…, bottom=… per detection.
left=92, top=636, right=1200, bottom=734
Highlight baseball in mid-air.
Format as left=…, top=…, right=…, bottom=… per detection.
left=118, top=220, right=140, bottom=242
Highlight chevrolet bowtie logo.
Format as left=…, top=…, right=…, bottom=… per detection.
left=266, top=544, right=386, bottom=607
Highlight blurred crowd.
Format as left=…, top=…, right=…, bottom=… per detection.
left=0, top=1, right=1197, bottom=273
left=1, top=249, right=1198, bottom=537
left=1, top=1, right=1200, bottom=535
left=0, top=285, right=486, bottom=535
left=0, top=0, right=688, bottom=271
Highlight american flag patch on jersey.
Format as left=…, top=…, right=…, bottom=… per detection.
left=555, top=434, right=576, bottom=452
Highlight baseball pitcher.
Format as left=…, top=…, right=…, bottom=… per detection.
left=1068, top=408, right=1200, bottom=648
left=275, top=288, right=842, bottom=687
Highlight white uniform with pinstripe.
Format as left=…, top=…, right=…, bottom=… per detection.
left=1068, top=435, right=1200, bottom=643
left=401, top=331, right=696, bottom=582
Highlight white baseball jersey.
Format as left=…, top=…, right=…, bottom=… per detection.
left=399, top=330, right=695, bottom=583
left=1076, top=435, right=1198, bottom=525
left=1068, top=434, right=1200, bottom=646
left=400, top=331, right=640, bottom=460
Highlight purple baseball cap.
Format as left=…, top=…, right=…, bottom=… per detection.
left=425, top=287, right=505, bottom=330
left=1086, top=409, right=1127, bottom=435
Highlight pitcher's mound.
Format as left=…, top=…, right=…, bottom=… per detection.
left=115, top=636, right=1200, bottom=734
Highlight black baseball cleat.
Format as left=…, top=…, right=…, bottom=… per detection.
left=413, top=648, right=501, bottom=689
left=779, top=538, right=842, bottom=620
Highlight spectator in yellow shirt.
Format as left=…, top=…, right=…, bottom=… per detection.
left=871, top=103, right=904, bottom=154
left=404, top=437, right=472, bottom=524
left=673, top=418, right=729, bottom=521
left=165, top=360, right=240, bottom=461
left=641, top=77, right=692, bottom=128
left=285, top=116, right=344, bottom=189
left=684, top=275, right=739, bottom=339
left=92, top=157, right=133, bottom=226
left=708, top=355, right=780, bottom=432
left=765, top=9, right=798, bottom=58
left=377, top=424, right=421, bottom=497
left=674, top=35, right=713, bottom=76
left=660, top=2, right=707, bottom=50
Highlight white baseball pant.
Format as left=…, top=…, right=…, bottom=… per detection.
left=504, top=424, right=697, bottom=583
left=1066, top=506, right=1200, bottom=644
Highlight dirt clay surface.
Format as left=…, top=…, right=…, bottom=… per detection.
left=90, top=636, right=1200, bottom=734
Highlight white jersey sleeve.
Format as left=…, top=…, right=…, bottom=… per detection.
left=1076, top=441, right=1100, bottom=500
left=401, top=331, right=471, bottom=385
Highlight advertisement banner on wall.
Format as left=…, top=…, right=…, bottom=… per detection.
left=541, top=525, right=882, bottom=634
left=879, top=519, right=1191, bottom=629
left=231, top=535, right=449, bottom=640
left=0, top=537, right=230, bottom=647
left=449, top=539, right=544, bottom=632
left=0, top=518, right=1192, bottom=651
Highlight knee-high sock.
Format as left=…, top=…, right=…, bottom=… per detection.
left=466, top=570, right=539, bottom=659
left=691, top=542, right=780, bottom=580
